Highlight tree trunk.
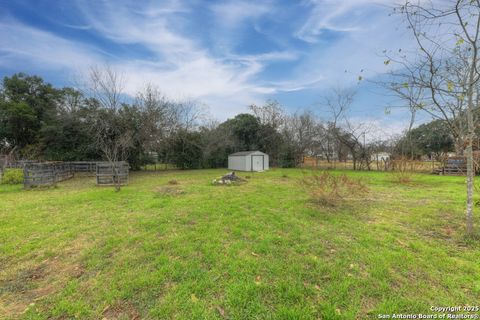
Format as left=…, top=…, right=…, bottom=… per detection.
left=114, top=165, right=121, bottom=192
left=464, top=46, right=477, bottom=236
left=466, top=140, right=474, bottom=235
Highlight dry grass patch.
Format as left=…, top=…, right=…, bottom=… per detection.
left=301, top=170, right=368, bottom=207
left=153, top=185, right=185, bottom=197
left=0, top=258, right=85, bottom=317
left=102, top=301, right=141, bottom=320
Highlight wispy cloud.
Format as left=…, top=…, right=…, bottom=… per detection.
left=287, top=0, right=414, bottom=89
left=296, top=1, right=361, bottom=43
left=0, top=18, right=99, bottom=71
left=68, top=0, right=275, bottom=116
left=0, top=0, right=417, bottom=125
left=209, top=1, right=272, bottom=29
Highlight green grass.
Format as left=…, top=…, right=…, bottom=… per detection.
left=0, top=169, right=23, bottom=185
left=0, top=169, right=479, bottom=319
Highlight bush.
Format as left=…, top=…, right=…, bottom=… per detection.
left=392, top=171, right=413, bottom=184
left=302, top=170, right=368, bottom=207
left=391, top=157, right=417, bottom=184
left=1, top=169, right=24, bottom=185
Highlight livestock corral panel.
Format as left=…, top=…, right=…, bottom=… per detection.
left=96, top=162, right=129, bottom=186
left=23, top=162, right=73, bottom=189
left=70, top=162, right=96, bottom=176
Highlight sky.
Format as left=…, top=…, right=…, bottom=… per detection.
left=0, top=0, right=427, bottom=137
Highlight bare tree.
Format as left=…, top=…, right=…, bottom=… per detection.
left=249, top=100, right=286, bottom=130
left=321, top=87, right=376, bottom=170
left=283, top=110, right=321, bottom=165
left=135, top=84, right=173, bottom=159
left=88, top=65, right=124, bottom=111
left=249, top=100, right=288, bottom=166
left=177, top=101, right=208, bottom=131
left=86, top=66, right=132, bottom=191
left=387, top=0, right=480, bottom=235
left=323, top=87, right=356, bottom=166
left=334, top=121, right=373, bottom=170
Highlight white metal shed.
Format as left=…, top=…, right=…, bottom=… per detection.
left=228, top=151, right=269, bottom=172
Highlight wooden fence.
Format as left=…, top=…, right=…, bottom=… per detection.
left=70, top=162, right=96, bottom=176
left=302, top=157, right=442, bottom=173
left=3, top=160, right=36, bottom=169
left=22, top=161, right=99, bottom=188
left=23, top=162, right=74, bottom=189
left=96, top=162, right=129, bottom=186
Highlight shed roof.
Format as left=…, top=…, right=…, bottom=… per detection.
left=229, top=150, right=265, bottom=156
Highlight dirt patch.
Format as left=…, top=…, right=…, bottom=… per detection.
left=0, top=264, right=48, bottom=295
left=0, top=237, right=90, bottom=318
left=102, top=301, right=141, bottom=320
left=359, top=297, right=379, bottom=318
left=0, top=259, right=86, bottom=317
left=154, top=185, right=185, bottom=197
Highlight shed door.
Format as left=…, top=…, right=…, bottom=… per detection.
left=251, top=155, right=264, bottom=171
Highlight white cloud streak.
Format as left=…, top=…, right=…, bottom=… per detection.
left=0, top=0, right=418, bottom=126
left=0, top=18, right=99, bottom=70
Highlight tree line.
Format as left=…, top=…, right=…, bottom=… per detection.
left=0, top=69, right=459, bottom=171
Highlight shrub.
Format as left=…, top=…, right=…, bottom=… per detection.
left=391, top=157, right=417, bottom=184
left=168, top=179, right=178, bottom=185
left=302, top=170, right=368, bottom=207
left=392, top=171, right=413, bottom=184
left=1, top=169, right=24, bottom=185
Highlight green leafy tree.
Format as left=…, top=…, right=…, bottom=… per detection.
left=170, top=130, right=203, bottom=169
left=397, top=120, right=454, bottom=160
left=0, top=101, right=37, bottom=148
left=220, top=113, right=261, bottom=151
left=0, top=73, right=61, bottom=149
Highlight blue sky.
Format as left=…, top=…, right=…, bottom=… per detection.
left=0, top=0, right=425, bottom=136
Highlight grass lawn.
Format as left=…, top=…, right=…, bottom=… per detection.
left=1, top=169, right=479, bottom=319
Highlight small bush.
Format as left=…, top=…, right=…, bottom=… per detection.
left=1, top=169, right=24, bottom=185
left=302, top=170, right=368, bottom=207
left=392, top=171, right=412, bottom=184
left=390, top=157, right=418, bottom=184
left=168, top=179, right=178, bottom=185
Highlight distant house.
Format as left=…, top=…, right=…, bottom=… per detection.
left=228, top=151, right=269, bottom=172
left=371, top=152, right=391, bottom=162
